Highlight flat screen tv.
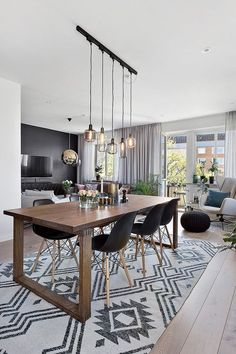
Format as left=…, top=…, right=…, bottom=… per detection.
left=21, top=155, right=53, bottom=177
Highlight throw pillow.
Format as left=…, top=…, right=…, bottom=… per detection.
left=205, top=189, right=230, bottom=208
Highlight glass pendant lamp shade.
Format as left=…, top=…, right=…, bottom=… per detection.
left=84, top=42, right=96, bottom=142
left=97, top=127, right=106, bottom=152
left=107, top=137, right=117, bottom=154
left=84, top=123, right=96, bottom=142
left=127, top=133, right=136, bottom=149
left=120, top=137, right=127, bottom=158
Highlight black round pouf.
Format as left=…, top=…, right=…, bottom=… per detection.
left=180, top=211, right=210, bottom=232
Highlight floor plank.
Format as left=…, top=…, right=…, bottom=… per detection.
left=218, top=286, right=236, bottom=354
left=151, top=250, right=229, bottom=354
left=180, top=250, right=236, bottom=354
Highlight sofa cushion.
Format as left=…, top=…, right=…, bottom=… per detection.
left=205, top=189, right=230, bottom=208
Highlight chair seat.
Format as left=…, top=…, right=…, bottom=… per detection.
left=33, top=225, right=76, bottom=240
left=92, top=234, right=110, bottom=252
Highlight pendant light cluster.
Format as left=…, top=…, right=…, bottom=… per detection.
left=77, top=25, right=137, bottom=156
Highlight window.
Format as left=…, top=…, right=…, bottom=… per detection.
left=96, top=148, right=116, bottom=179
left=215, top=146, right=224, bottom=154
left=196, top=132, right=225, bottom=175
left=166, top=135, right=187, bottom=186
left=197, top=147, right=206, bottom=154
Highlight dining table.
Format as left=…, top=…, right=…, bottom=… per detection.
left=4, top=194, right=178, bottom=322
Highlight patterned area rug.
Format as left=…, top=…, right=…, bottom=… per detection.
left=0, top=239, right=217, bottom=354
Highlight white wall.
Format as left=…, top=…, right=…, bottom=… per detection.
left=0, top=77, right=21, bottom=242
left=162, top=113, right=225, bottom=133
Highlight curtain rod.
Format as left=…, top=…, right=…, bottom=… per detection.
left=76, top=25, right=138, bottom=75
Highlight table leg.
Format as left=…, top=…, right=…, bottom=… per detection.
left=78, top=229, right=92, bottom=322
left=173, top=200, right=178, bottom=249
left=13, top=217, right=24, bottom=280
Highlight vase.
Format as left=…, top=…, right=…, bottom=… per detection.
left=79, top=200, right=90, bottom=209
left=79, top=199, right=98, bottom=209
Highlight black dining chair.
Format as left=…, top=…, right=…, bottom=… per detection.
left=158, top=199, right=178, bottom=251
left=89, top=211, right=137, bottom=307
left=131, top=203, right=167, bottom=276
left=31, top=199, right=79, bottom=285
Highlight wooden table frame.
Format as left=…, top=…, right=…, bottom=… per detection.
left=4, top=195, right=178, bottom=322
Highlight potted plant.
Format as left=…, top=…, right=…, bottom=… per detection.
left=131, top=174, right=160, bottom=196
left=62, top=180, right=73, bottom=196
left=95, top=165, right=103, bottom=181
left=208, top=158, right=218, bottom=184
left=221, top=224, right=236, bottom=250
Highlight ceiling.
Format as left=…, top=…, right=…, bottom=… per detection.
left=1, top=0, right=236, bottom=133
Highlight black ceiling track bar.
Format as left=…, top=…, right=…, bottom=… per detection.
left=76, top=25, right=138, bottom=75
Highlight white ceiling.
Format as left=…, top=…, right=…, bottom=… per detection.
left=1, top=0, right=236, bottom=133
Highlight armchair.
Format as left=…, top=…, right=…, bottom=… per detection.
left=199, top=177, right=236, bottom=225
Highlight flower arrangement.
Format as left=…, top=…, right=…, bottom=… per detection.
left=62, top=180, right=73, bottom=193
left=79, top=189, right=99, bottom=207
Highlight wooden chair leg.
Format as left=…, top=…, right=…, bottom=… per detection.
left=105, top=254, right=110, bottom=307
left=151, top=235, right=162, bottom=265
left=140, top=237, right=146, bottom=276
left=51, top=241, right=56, bottom=284
left=165, top=225, right=174, bottom=250
left=68, top=238, right=80, bottom=272
left=102, top=252, right=105, bottom=273
left=158, top=228, right=163, bottom=260
left=119, top=250, right=133, bottom=286
left=57, top=240, right=61, bottom=261
left=134, top=235, right=140, bottom=259
left=31, top=238, right=46, bottom=272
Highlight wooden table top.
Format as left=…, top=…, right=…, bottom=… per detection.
left=4, top=195, right=175, bottom=233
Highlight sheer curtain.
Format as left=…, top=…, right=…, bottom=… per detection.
left=114, top=123, right=161, bottom=184
left=77, top=134, right=95, bottom=182
left=225, top=112, right=236, bottom=177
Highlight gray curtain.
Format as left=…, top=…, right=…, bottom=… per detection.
left=114, top=123, right=161, bottom=184
left=225, top=111, right=236, bottom=177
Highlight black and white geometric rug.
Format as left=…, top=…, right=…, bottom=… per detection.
left=0, top=239, right=217, bottom=354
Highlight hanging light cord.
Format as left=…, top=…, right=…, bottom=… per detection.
left=122, top=66, right=125, bottom=137
left=69, top=133, right=70, bottom=149
left=112, top=59, right=114, bottom=138
left=101, top=51, right=104, bottom=128
left=89, top=42, right=93, bottom=125
left=130, top=72, right=132, bottom=128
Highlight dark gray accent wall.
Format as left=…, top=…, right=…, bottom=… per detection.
left=21, top=124, right=78, bottom=183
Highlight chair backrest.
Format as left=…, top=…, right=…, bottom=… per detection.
left=160, top=199, right=178, bottom=226
left=220, top=178, right=236, bottom=198
left=69, top=195, right=80, bottom=202
left=32, top=199, right=55, bottom=236
left=101, top=211, right=137, bottom=253
left=33, top=199, right=54, bottom=207
left=139, top=202, right=168, bottom=236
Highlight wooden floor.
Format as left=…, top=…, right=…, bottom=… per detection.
left=0, top=215, right=235, bottom=354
